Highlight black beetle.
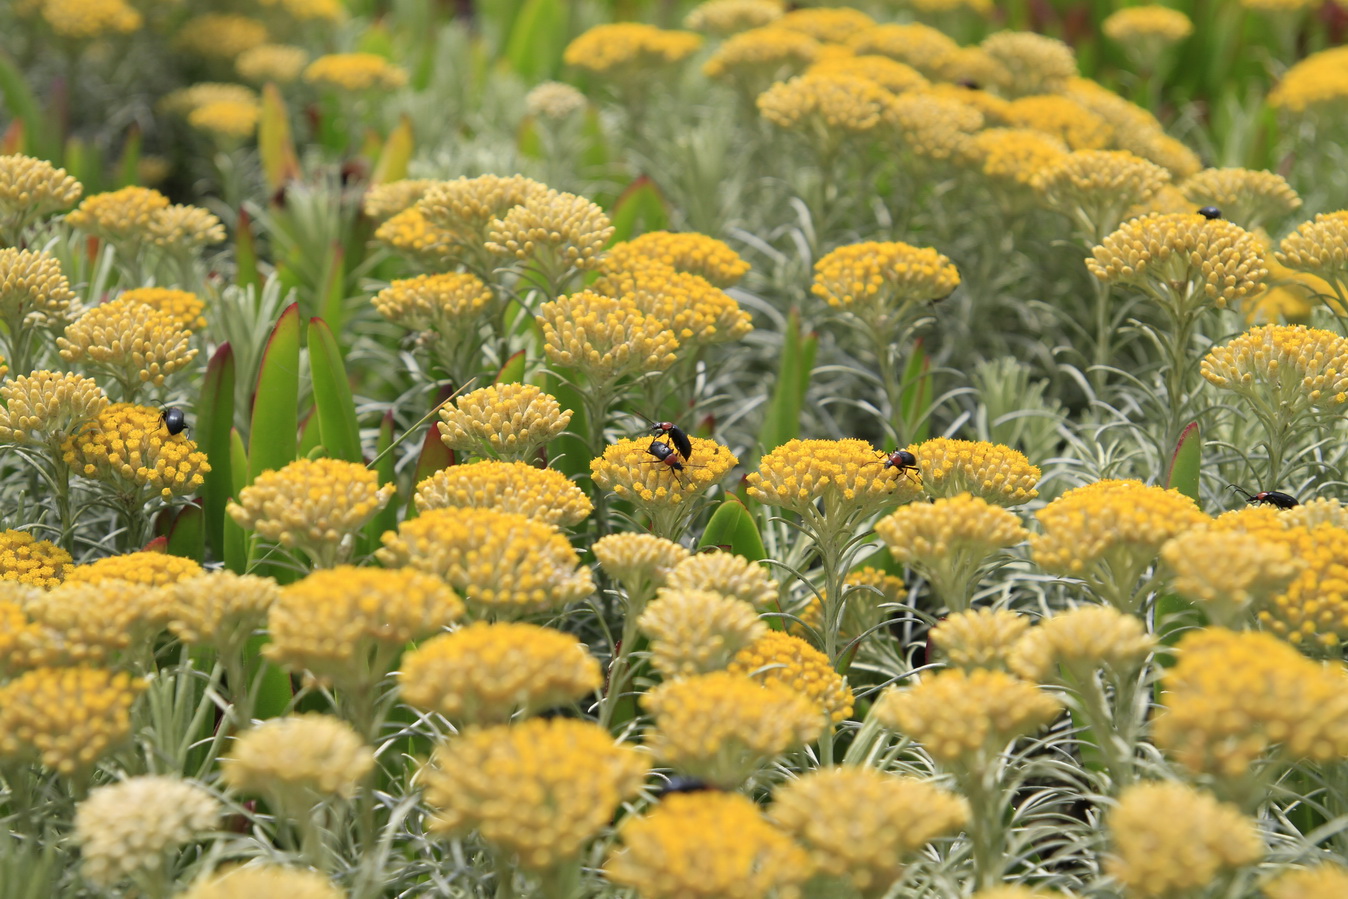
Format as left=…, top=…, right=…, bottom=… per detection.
left=880, top=449, right=921, bottom=484
left=656, top=776, right=713, bottom=797
left=161, top=406, right=188, bottom=436
left=1197, top=206, right=1223, bottom=220
left=1228, top=484, right=1298, bottom=509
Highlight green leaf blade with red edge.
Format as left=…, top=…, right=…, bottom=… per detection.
left=198, top=342, right=236, bottom=563
left=307, top=316, right=363, bottom=464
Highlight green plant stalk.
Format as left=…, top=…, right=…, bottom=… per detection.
left=598, top=605, right=642, bottom=732
left=956, top=761, right=1008, bottom=891
left=494, top=849, right=517, bottom=899
left=1063, top=668, right=1135, bottom=792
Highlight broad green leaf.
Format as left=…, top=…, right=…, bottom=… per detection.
left=307, top=317, right=363, bottom=463
left=757, top=308, right=816, bottom=459
left=258, top=84, right=300, bottom=196
left=248, top=303, right=300, bottom=482
left=363, top=410, right=399, bottom=550
left=198, top=342, right=236, bottom=562
left=698, top=495, right=766, bottom=561
left=317, top=245, right=347, bottom=336
left=504, top=0, right=567, bottom=81
left=608, top=176, right=670, bottom=244
left=1165, top=421, right=1201, bottom=501
left=167, top=503, right=205, bottom=563
left=223, top=428, right=249, bottom=573
left=371, top=115, right=414, bottom=185
left=297, top=410, right=323, bottom=458
left=898, top=337, right=933, bottom=445
left=0, top=51, right=50, bottom=159
left=496, top=349, right=527, bottom=385
left=235, top=209, right=261, bottom=293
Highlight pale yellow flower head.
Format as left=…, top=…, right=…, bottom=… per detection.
left=562, top=23, right=702, bottom=78
left=0, top=248, right=80, bottom=329
left=188, top=101, right=260, bottom=141
left=436, top=382, right=572, bottom=463
left=372, top=271, right=496, bottom=333
left=62, top=403, right=210, bottom=500
left=594, top=262, right=753, bottom=346
left=913, top=437, right=1041, bottom=505
left=1264, top=864, right=1348, bottom=899
left=671, top=550, right=778, bottom=609
left=883, top=92, right=985, bottom=165
left=638, top=587, right=766, bottom=678
left=539, top=290, right=680, bottom=383
left=757, top=72, right=895, bottom=138
left=684, top=0, right=783, bottom=37
left=1277, top=210, right=1348, bottom=283
left=1006, top=95, right=1111, bottom=151
left=1181, top=167, right=1301, bottom=231
left=221, top=713, right=374, bottom=802
left=747, top=438, right=923, bottom=520
left=174, top=14, right=268, bottom=59
left=965, top=128, right=1071, bottom=213
left=979, top=30, right=1077, bottom=97
left=486, top=189, right=614, bottom=280
left=57, top=296, right=198, bottom=393
left=1103, top=6, right=1193, bottom=48
left=0, top=154, right=81, bottom=223
left=594, top=533, right=691, bottom=596
left=62, top=550, right=202, bottom=588
left=66, top=186, right=171, bottom=246
left=930, top=607, right=1031, bottom=672
left=0, top=666, right=143, bottom=776
left=728, top=630, right=854, bottom=724
left=776, top=6, right=873, bottom=42
left=806, top=53, right=928, bottom=94
left=303, top=53, right=408, bottom=91
left=0, top=370, right=107, bottom=450
left=1008, top=605, right=1155, bottom=684
left=1201, top=324, right=1348, bottom=421
left=1116, top=126, right=1204, bottom=180
left=846, top=23, right=958, bottom=77
left=74, top=775, right=219, bottom=888
left=164, top=571, right=279, bottom=649
left=40, top=0, right=141, bottom=39
left=1268, top=46, right=1348, bottom=118
left=702, top=26, right=821, bottom=90
left=414, top=460, right=592, bottom=526
left=1033, top=149, right=1172, bottom=241
left=524, top=80, right=588, bottom=120
left=15, top=577, right=167, bottom=667
left=178, top=867, right=342, bottom=899
left=236, top=43, right=309, bottom=83
left=812, top=240, right=960, bottom=336
left=361, top=178, right=438, bottom=222
left=418, top=174, right=548, bottom=251
left=371, top=206, right=462, bottom=267
left=1162, top=526, right=1299, bottom=629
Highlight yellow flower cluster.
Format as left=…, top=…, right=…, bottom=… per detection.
left=39, top=0, right=141, bottom=39
left=808, top=54, right=928, bottom=94
left=174, top=14, right=268, bottom=59
left=118, top=287, right=208, bottom=331
left=0, top=666, right=143, bottom=776
left=66, top=186, right=170, bottom=245
left=1202, top=324, right=1348, bottom=419
left=179, top=867, right=342, bottom=899
left=930, top=607, right=1030, bottom=671
left=0, top=154, right=82, bottom=222
left=414, top=460, right=591, bottom=526
left=362, top=178, right=437, bottom=221
left=594, top=533, right=690, bottom=607
left=1264, top=864, right=1348, bottom=899
left=256, top=0, right=344, bottom=23
left=0, top=248, right=80, bottom=329
left=671, top=550, right=777, bottom=608
left=153, top=203, right=227, bottom=251
left=1181, top=167, right=1301, bottom=231
left=966, top=128, right=1070, bottom=211
left=684, top=0, right=783, bottom=37
left=757, top=72, right=895, bottom=137
left=399, top=622, right=600, bottom=725
left=562, top=23, right=703, bottom=77
left=372, top=272, right=496, bottom=332
left=777, top=6, right=873, bottom=42
left=884, top=92, right=985, bottom=164
left=590, top=436, right=738, bottom=508
left=237, top=44, right=309, bottom=84
left=377, top=507, right=595, bottom=616
left=770, top=767, right=969, bottom=895
left=1007, top=95, right=1112, bottom=151
left=1102, top=5, right=1194, bottom=47
left=303, top=53, right=408, bottom=92
left=1277, top=210, right=1348, bottom=282
left=1269, top=46, right=1348, bottom=116
left=188, top=101, right=260, bottom=141
left=57, top=295, right=198, bottom=391
left=592, top=264, right=753, bottom=347
left=746, top=438, right=922, bottom=519
left=63, top=549, right=202, bottom=587
left=877, top=493, right=1028, bottom=567
left=436, top=382, right=572, bottom=462
left=371, top=207, right=461, bottom=267
left=0, top=530, right=71, bottom=589
left=728, top=631, right=854, bottom=724
left=538, top=290, right=680, bottom=383
left=1008, top=605, right=1155, bottom=684
left=164, top=571, right=279, bottom=649
left=419, top=174, right=548, bottom=249
left=1033, top=149, right=1172, bottom=240
left=74, top=775, right=219, bottom=888
left=1162, top=526, right=1300, bottom=627
left=0, top=370, right=107, bottom=450
left=847, top=23, right=958, bottom=77
left=702, top=26, right=821, bottom=87
left=915, top=437, right=1041, bottom=505
left=63, top=403, right=210, bottom=499
left=638, top=587, right=765, bottom=678
left=812, top=240, right=960, bottom=335
left=980, top=30, right=1078, bottom=97
left=1259, top=523, right=1348, bottom=648
left=19, top=578, right=169, bottom=666
left=486, top=189, right=614, bottom=277
left=221, top=714, right=373, bottom=801
left=422, top=718, right=648, bottom=871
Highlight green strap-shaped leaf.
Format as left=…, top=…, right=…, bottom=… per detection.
left=404, top=418, right=455, bottom=519
left=235, top=209, right=261, bottom=293
left=258, top=83, right=300, bottom=196
left=167, top=503, right=205, bottom=563
left=608, top=176, right=670, bottom=245
left=363, top=410, right=399, bottom=552
left=248, top=303, right=301, bottom=483
left=308, top=317, right=363, bottom=463
left=198, top=343, right=236, bottom=562
left=898, top=337, right=933, bottom=445
left=0, top=51, right=51, bottom=159
left=757, top=308, right=817, bottom=459
left=504, top=0, right=567, bottom=81
left=371, top=115, right=414, bottom=185
left=223, top=428, right=249, bottom=573
left=297, top=410, right=323, bottom=458
left=318, top=244, right=347, bottom=336
left=496, top=349, right=527, bottom=386
left=698, top=495, right=767, bottom=560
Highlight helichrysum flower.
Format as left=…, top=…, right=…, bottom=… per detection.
left=793, top=566, right=906, bottom=644
left=0, top=530, right=71, bottom=589
left=776, top=6, right=873, bottom=42
left=770, top=767, right=969, bottom=896
left=0, top=247, right=80, bottom=330
left=1117, top=126, right=1204, bottom=181
left=362, top=178, right=438, bottom=221
left=590, top=437, right=738, bottom=532
left=642, top=671, right=825, bottom=786
left=1282, top=496, right=1348, bottom=530
left=117, top=287, right=207, bottom=332
left=563, top=23, right=702, bottom=79
left=979, top=30, right=1078, bottom=97
left=812, top=240, right=960, bottom=337
left=161, top=83, right=259, bottom=116
left=747, top=438, right=923, bottom=522
left=1106, top=781, right=1264, bottom=897
left=165, top=571, right=279, bottom=649
left=1161, top=526, right=1301, bottom=627
left=670, top=550, right=777, bottom=609
left=807, top=54, right=929, bottom=94
left=377, top=507, right=595, bottom=617
left=0, top=666, right=143, bottom=776
left=19, top=578, right=170, bottom=667
left=422, top=718, right=648, bottom=871
left=931, top=607, right=1031, bottom=672
left=227, top=459, right=395, bottom=567
left=1030, top=479, right=1208, bottom=612
left=174, top=14, right=268, bottom=58
left=0, top=370, right=107, bottom=451
left=188, top=101, right=260, bottom=141
left=63, top=549, right=202, bottom=587
left=148, top=205, right=227, bottom=255
left=1257, top=523, right=1348, bottom=649
left=414, top=460, right=592, bottom=526
left=179, top=866, right=342, bottom=899
left=702, top=26, right=821, bottom=90
left=1008, top=605, right=1156, bottom=685
left=372, top=207, right=462, bottom=267
left=303, top=53, right=408, bottom=91
left=399, top=622, right=600, bottom=725
left=846, top=23, right=959, bottom=77
left=58, top=296, right=198, bottom=394
left=1034, top=149, right=1172, bottom=241
left=874, top=668, right=1062, bottom=766
left=257, top=0, right=344, bottom=23
left=606, top=792, right=813, bottom=899
left=756, top=72, right=895, bottom=143
left=63, top=403, right=210, bottom=500
left=372, top=272, right=497, bottom=373
left=1103, top=6, right=1193, bottom=47
left=265, top=566, right=462, bottom=687
left=66, top=186, right=171, bottom=245
left=728, top=631, right=854, bottom=724
left=592, top=264, right=753, bottom=347
left=1181, top=168, right=1301, bottom=232
left=1276, top=210, right=1348, bottom=286
left=965, top=128, right=1071, bottom=213
left=883, top=92, right=985, bottom=165
left=1201, top=324, right=1348, bottom=424
left=39, top=0, right=141, bottom=38
left=236, top=43, right=309, bottom=83
left=1006, top=95, right=1112, bottom=151
left=594, top=533, right=690, bottom=611
left=221, top=714, right=374, bottom=806
left=638, top=588, right=766, bottom=678
left=684, top=0, right=784, bottom=37
left=912, top=437, right=1041, bottom=505
left=418, top=174, right=549, bottom=255
left=538, top=291, right=680, bottom=383
left=436, top=383, right=572, bottom=463
left=1268, top=46, right=1348, bottom=117
left=524, top=81, right=588, bottom=120
left=74, top=775, right=219, bottom=888
left=0, top=154, right=82, bottom=225
left=486, top=189, right=614, bottom=283
left=1264, top=864, right=1348, bottom=899
left=1153, top=627, right=1348, bottom=783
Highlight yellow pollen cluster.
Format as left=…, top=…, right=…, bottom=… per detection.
left=1153, top=627, right=1348, bottom=779
left=770, top=766, right=969, bottom=894
left=591, top=436, right=738, bottom=508
left=188, top=101, right=260, bottom=140
left=0, top=370, right=107, bottom=448
left=264, top=566, right=463, bottom=686
left=419, top=174, right=549, bottom=247
left=1102, top=5, right=1194, bottom=46
left=884, top=92, right=985, bottom=163
left=0, top=666, right=143, bottom=775
left=1033, top=149, right=1172, bottom=239
left=914, top=437, right=1041, bottom=505
left=62, top=403, right=210, bottom=499
left=0, top=248, right=80, bottom=328
left=671, top=550, right=777, bottom=608
left=1181, top=167, right=1301, bottom=231
left=64, top=550, right=202, bottom=587
left=1269, top=46, right=1348, bottom=116
left=0, top=530, right=71, bottom=589
left=165, top=571, right=279, bottom=648
left=1276, top=210, right=1348, bottom=281
left=747, top=438, right=923, bottom=519
left=436, top=382, right=572, bottom=462
left=812, top=240, right=960, bottom=334
left=118, top=287, right=207, bottom=331
left=538, top=290, right=680, bottom=382
left=637, top=587, right=766, bottom=678
left=807, top=54, right=928, bottom=94
left=174, top=14, right=268, bottom=59
left=979, top=30, right=1078, bottom=97
left=562, top=23, right=703, bottom=77
left=19, top=577, right=170, bottom=666
left=607, top=791, right=813, bottom=899
left=728, top=630, right=854, bottom=723
left=0, top=154, right=82, bottom=221
left=372, top=271, right=496, bottom=331
left=486, top=189, right=614, bottom=278
left=376, top=507, right=595, bottom=616
left=877, top=492, right=1028, bottom=564
left=594, top=533, right=691, bottom=599
left=1006, top=95, right=1112, bottom=151
left=414, top=460, right=592, bottom=526
left=643, top=670, right=825, bottom=786
left=236, top=44, right=309, bottom=83
left=930, top=607, right=1031, bottom=672
left=399, top=621, right=601, bottom=725
left=39, top=0, right=142, bottom=39
left=757, top=72, right=895, bottom=136
left=178, top=866, right=343, bottom=899
left=966, top=128, right=1071, bottom=209
left=371, top=207, right=462, bottom=267
left=303, top=53, right=408, bottom=92
left=1201, top=324, right=1348, bottom=415
left=1106, top=781, right=1264, bottom=897
left=66, top=186, right=171, bottom=244
left=684, top=0, right=783, bottom=37
left=702, top=26, right=821, bottom=86
left=846, top=23, right=958, bottom=77
left=1259, top=523, right=1348, bottom=649
left=74, top=775, right=220, bottom=888
left=874, top=668, right=1062, bottom=764
left=221, top=714, right=374, bottom=800
left=58, top=296, right=199, bottom=390
left=1008, top=605, right=1156, bottom=684
left=593, top=263, right=752, bottom=346
left=422, top=718, right=648, bottom=871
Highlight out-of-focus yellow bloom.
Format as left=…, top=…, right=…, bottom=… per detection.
left=930, top=607, right=1031, bottom=672
left=0, top=530, right=71, bottom=589
left=1264, top=864, right=1348, bottom=899
left=256, top=0, right=344, bottom=23
left=747, top=438, right=923, bottom=521
left=66, top=186, right=171, bottom=246
left=164, top=571, right=279, bottom=650
left=362, top=179, right=438, bottom=222
left=594, top=533, right=690, bottom=605
left=39, top=0, right=141, bottom=39
left=593, top=263, right=752, bottom=347
left=806, top=54, right=928, bottom=94
left=728, top=630, right=854, bottom=723
left=63, top=549, right=202, bottom=587
left=1067, top=77, right=1161, bottom=135
left=775, top=7, right=873, bottom=43
left=436, top=382, right=572, bottom=463
left=58, top=296, right=198, bottom=395
left=0, top=370, right=107, bottom=451
left=1008, top=605, right=1155, bottom=684
left=377, top=507, right=594, bottom=617
left=1103, top=6, right=1193, bottom=46
left=174, top=14, right=268, bottom=58
left=1034, top=149, right=1171, bottom=242
left=538, top=290, right=680, bottom=383
left=422, top=718, right=648, bottom=871
left=884, top=92, right=985, bottom=165
left=399, top=622, right=600, bottom=725
left=303, top=53, right=408, bottom=91
left=1269, top=46, right=1348, bottom=118
left=161, top=84, right=258, bottom=116
left=74, top=775, right=219, bottom=888
left=846, top=23, right=959, bottom=78
left=524, top=81, right=587, bottom=120
left=1277, top=210, right=1348, bottom=289
left=1162, top=526, right=1299, bottom=628
left=188, top=101, right=259, bottom=141
left=812, top=240, right=959, bottom=338
left=486, top=189, right=614, bottom=283
left=600, top=231, right=750, bottom=288
left=178, top=867, right=343, bottom=899
left=221, top=714, right=373, bottom=804
left=965, top=128, right=1071, bottom=213
left=63, top=403, right=210, bottom=500
left=236, top=43, right=309, bottom=83
left=1116, top=127, right=1204, bottom=180
left=20, top=578, right=171, bottom=667
left=1106, top=781, right=1263, bottom=896
left=980, top=30, right=1077, bottom=97
left=371, top=207, right=463, bottom=268
left=0, top=666, right=143, bottom=776
left=0, top=248, right=80, bottom=331
left=562, top=23, right=702, bottom=79
left=414, top=460, right=592, bottom=527
left=0, top=154, right=82, bottom=226
left=1006, top=95, right=1111, bottom=151
left=1181, top=167, right=1301, bottom=232
left=671, top=550, right=778, bottom=609
left=117, top=287, right=207, bottom=331
left=638, top=587, right=766, bottom=678
left=912, top=437, right=1040, bottom=506
left=770, top=766, right=969, bottom=896
left=684, top=0, right=784, bottom=37
left=702, top=26, right=821, bottom=91
left=372, top=271, right=496, bottom=334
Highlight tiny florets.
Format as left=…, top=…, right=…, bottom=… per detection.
left=728, top=630, right=854, bottom=724
left=436, top=382, right=572, bottom=463
left=62, top=403, right=210, bottom=500
left=414, top=460, right=592, bottom=526
left=74, top=775, right=219, bottom=888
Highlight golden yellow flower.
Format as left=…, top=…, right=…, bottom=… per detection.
left=1282, top=496, right=1348, bottom=529
left=1253, top=523, right=1348, bottom=649
left=0, top=154, right=82, bottom=225
left=524, top=80, right=588, bottom=120
left=593, top=533, right=691, bottom=608
left=1116, top=127, right=1204, bottom=180
left=371, top=206, right=463, bottom=267
left=422, top=718, right=648, bottom=871
left=418, top=174, right=549, bottom=254
left=303, top=53, right=408, bottom=91
left=600, top=231, right=751, bottom=289
left=361, top=178, right=438, bottom=221
left=0, top=666, right=143, bottom=776
left=806, top=53, right=928, bottom=94
left=265, top=566, right=462, bottom=687
left=757, top=72, right=895, bottom=142
left=965, top=128, right=1071, bottom=213
left=1269, top=46, right=1348, bottom=117
left=0, top=593, right=43, bottom=675
left=593, top=263, right=752, bottom=346
left=1106, top=781, right=1263, bottom=897
left=846, top=23, right=959, bottom=77
left=930, top=607, right=1031, bottom=672
left=74, top=775, right=219, bottom=888
left=0, top=247, right=80, bottom=331
left=590, top=437, right=738, bottom=533
left=399, top=622, right=601, bottom=725
left=883, top=92, right=985, bottom=165
left=64, top=549, right=202, bottom=587
left=929, top=48, right=1008, bottom=92
left=372, top=271, right=496, bottom=333
left=117, top=287, right=207, bottom=331
left=1162, top=527, right=1299, bottom=627
left=164, top=571, right=279, bottom=649
left=1066, top=77, right=1161, bottom=135
left=436, top=382, right=572, bottom=463
left=1008, top=605, right=1155, bottom=684
left=221, top=713, right=374, bottom=802
left=538, top=290, right=680, bottom=382
left=58, top=296, right=198, bottom=395
left=873, top=668, right=1062, bottom=765
left=236, top=43, right=309, bottom=83
left=257, top=0, right=343, bottom=23
left=414, top=460, right=591, bottom=527
left=913, top=437, right=1041, bottom=506
left=770, top=767, right=969, bottom=896
left=812, top=240, right=959, bottom=336
left=747, top=438, right=922, bottom=521
left=637, top=588, right=766, bottom=678
left=63, top=403, right=210, bottom=500
left=486, top=189, right=613, bottom=284
left=1033, top=149, right=1172, bottom=241
left=188, top=100, right=260, bottom=141
left=66, top=186, right=171, bottom=246
left=684, top=0, right=783, bottom=37
left=174, top=14, right=268, bottom=58
left=671, top=550, right=777, bottom=609
left=968, top=889, right=1061, bottom=899
left=40, top=0, right=141, bottom=39
left=178, top=866, right=343, bottom=899
left=562, top=23, right=702, bottom=78
left=1006, top=95, right=1111, bottom=151
left=1202, top=324, right=1348, bottom=428
left=979, top=30, right=1078, bottom=97
left=1277, top=210, right=1348, bottom=286
left=161, top=83, right=259, bottom=116
left=775, top=6, right=872, bottom=42
left=606, top=791, right=813, bottom=899
left=728, top=630, right=853, bottom=724
left=1263, top=864, right=1348, bottom=899
left=0, top=370, right=107, bottom=451
left=1102, top=5, right=1193, bottom=48
left=702, top=26, right=821, bottom=90
left=0, top=530, right=71, bottom=589
left=1181, top=168, right=1301, bottom=231
left=377, top=507, right=594, bottom=617
left=18, top=577, right=169, bottom=667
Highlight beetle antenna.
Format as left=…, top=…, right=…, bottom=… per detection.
left=1227, top=484, right=1255, bottom=501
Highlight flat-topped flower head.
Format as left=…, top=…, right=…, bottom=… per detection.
left=66, top=186, right=171, bottom=246
left=265, top=566, right=463, bottom=687
left=0, top=666, right=143, bottom=776
left=74, top=775, right=219, bottom=888
left=846, top=23, right=959, bottom=77
left=1153, top=627, right=1348, bottom=782
left=372, top=272, right=496, bottom=375
left=174, top=14, right=268, bottom=58
left=165, top=571, right=279, bottom=650
left=770, top=767, right=969, bottom=895
left=812, top=240, right=960, bottom=337
left=757, top=72, right=895, bottom=140
left=1106, top=781, right=1263, bottom=896
left=221, top=714, right=373, bottom=807
left=594, top=533, right=690, bottom=604
left=58, top=296, right=198, bottom=396
left=1116, top=126, right=1203, bottom=180
left=1277, top=210, right=1348, bottom=284
left=562, top=23, right=702, bottom=79
left=0, top=530, right=71, bottom=589
left=303, top=53, right=408, bottom=91
left=538, top=290, right=680, bottom=383
left=39, top=0, right=141, bottom=39
left=1256, top=523, right=1348, bottom=650
left=371, top=207, right=463, bottom=268
left=160, top=83, right=259, bottom=116
left=422, top=718, right=647, bottom=871
left=1283, top=496, right=1348, bottom=530
left=399, top=622, right=600, bottom=725
left=524, top=81, right=587, bottom=119
left=1009, top=605, right=1155, bottom=685
left=593, top=263, right=752, bottom=347
left=19, top=577, right=172, bottom=667
left=642, top=671, right=826, bottom=786
left=729, top=631, right=854, bottom=724
left=1201, top=324, right=1348, bottom=419
left=117, top=287, right=207, bottom=331
left=965, top=128, right=1071, bottom=213
left=606, top=792, right=813, bottom=899
left=638, top=587, right=766, bottom=678
left=807, top=53, right=928, bottom=94
left=63, top=403, right=210, bottom=500
left=362, top=178, right=437, bottom=221
left=377, top=507, right=594, bottom=617
left=64, top=550, right=202, bottom=588
left=1103, top=5, right=1193, bottom=52
left=1181, top=168, right=1301, bottom=231
left=702, top=26, right=821, bottom=90
left=747, top=438, right=923, bottom=523
left=775, top=6, right=872, bottom=42
left=1269, top=47, right=1348, bottom=118
left=1033, top=149, right=1172, bottom=242
left=486, top=189, right=614, bottom=283
left=0, top=248, right=79, bottom=331
left=913, top=437, right=1041, bottom=505
left=590, top=436, right=737, bottom=519
left=1162, top=525, right=1301, bottom=627
left=979, top=30, right=1077, bottom=97
left=228, top=459, right=393, bottom=567
left=414, top=460, right=591, bottom=527
left=0, top=371, right=107, bottom=451
left=684, top=0, right=783, bottom=37
left=179, top=866, right=342, bottom=899
left=671, top=550, right=778, bottom=609
left=0, top=154, right=81, bottom=226
left=236, top=43, right=309, bottom=83
left=418, top=174, right=549, bottom=251
left=437, top=382, right=571, bottom=463
left=874, top=668, right=1062, bottom=767
left=1264, top=864, right=1348, bottom=899
left=883, top=92, right=985, bottom=165
left=1006, top=95, right=1111, bottom=151
left=931, top=607, right=1031, bottom=672
left=146, top=204, right=227, bottom=253
left=188, top=101, right=259, bottom=141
